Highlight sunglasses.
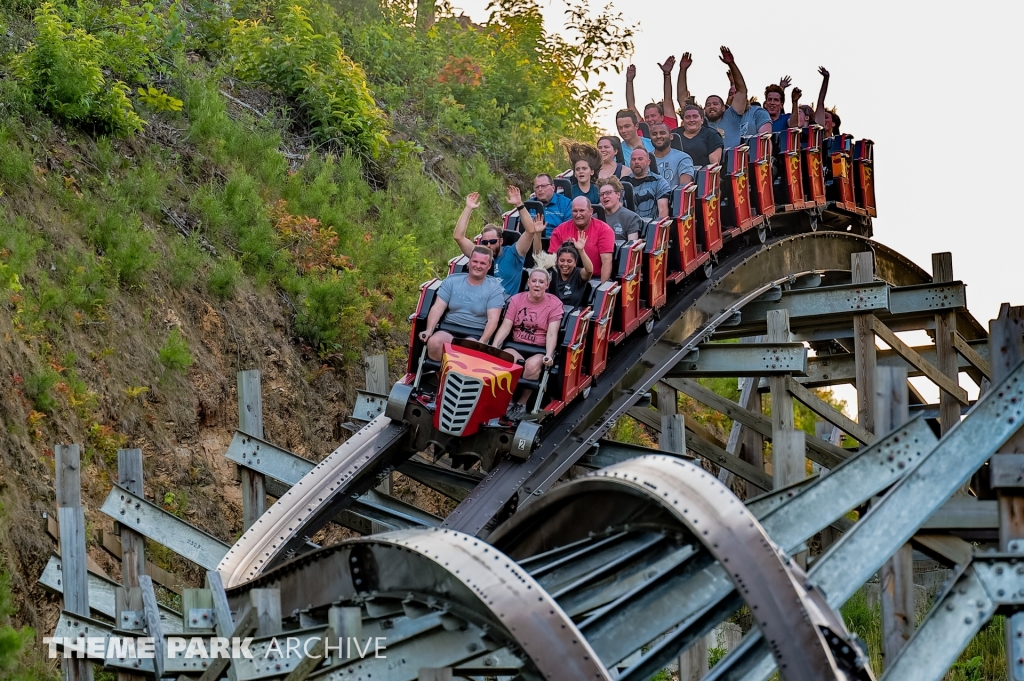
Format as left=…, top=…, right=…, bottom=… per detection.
left=479, top=238, right=500, bottom=245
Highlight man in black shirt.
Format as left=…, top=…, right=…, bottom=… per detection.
left=673, top=104, right=724, bottom=167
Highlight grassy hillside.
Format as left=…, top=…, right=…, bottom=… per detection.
left=0, top=0, right=635, bottom=671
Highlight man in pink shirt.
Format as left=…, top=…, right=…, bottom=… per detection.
left=548, top=197, right=616, bottom=283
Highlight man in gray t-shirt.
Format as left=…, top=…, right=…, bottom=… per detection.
left=419, top=248, right=506, bottom=360
left=597, top=177, right=643, bottom=240
left=649, top=122, right=695, bottom=187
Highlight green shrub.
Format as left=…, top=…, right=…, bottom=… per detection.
left=0, top=212, right=43, bottom=276
left=158, top=328, right=193, bottom=373
left=168, top=235, right=209, bottom=289
left=11, top=2, right=143, bottom=136
left=24, top=366, right=60, bottom=412
left=207, top=258, right=241, bottom=299
left=0, top=564, right=46, bottom=680
left=87, top=211, right=155, bottom=287
left=293, top=269, right=369, bottom=358
left=0, top=127, right=33, bottom=188
left=228, top=0, right=387, bottom=156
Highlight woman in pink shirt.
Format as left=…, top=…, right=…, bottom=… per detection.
left=492, top=268, right=564, bottom=419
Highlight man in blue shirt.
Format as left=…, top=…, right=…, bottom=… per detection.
left=531, top=174, right=573, bottom=237
left=453, top=186, right=540, bottom=296
left=765, top=82, right=792, bottom=133
left=616, top=109, right=655, bottom=158
left=705, top=47, right=772, bottom=148
left=649, top=122, right=695, bottom=187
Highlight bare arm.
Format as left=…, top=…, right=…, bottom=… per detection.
left=720, top=46, right=748, bottom=115
left=789, top=88, right=802, bottom=128
left=708, top=147, right=723, bottom=166
left=657, top=197, right=670, bottom=218
left=544, top=319, right=560, bottom=363
left=507, top=185, right=539, bottom=257
left=757, top=121, right=772, bottom=134
left=573, top=235, right=594, bottom=281
left=679, top=172, right=693, bottom=186
left=420, top=298, right=449, bottom=341
left=491, top=318, right=513, bottom=348
left=479, top=307, right=501, bottom=345
left=660, top=56, right=676, bottom=121
left=814, top=67, right=829, bottom=127
left=600, top=252, right=613, bottom=283
left=453, top=193, right=480, bottom=257
left=676, top=52, right=692, bottom=113
left=625, top=64, right=642, bottom=120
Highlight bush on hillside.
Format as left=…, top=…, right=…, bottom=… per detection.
left=10, top=2, right=143, bottom=136
left=228, top=0, right=388, bottom=157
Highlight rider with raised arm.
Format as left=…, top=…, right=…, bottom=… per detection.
left=766, top=76, right=794, bottom=132
left=706, top=46, right=772, bottom=148
left=419, top=247, right=505, bottom=360
left=453, top=186, right=540, bottom=296
left=549, top=240, right=593, bottom=307
left=626, top=57, right=679, bottom=130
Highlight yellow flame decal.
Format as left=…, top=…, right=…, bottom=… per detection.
left=489, top=369, right=514, bottom=398
left=625, top=278, right=639, bottom=305
left=788, top=156, right=800, bottom=172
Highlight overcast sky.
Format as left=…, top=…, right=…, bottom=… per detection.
left=452, top=0, right=1023, bottom=330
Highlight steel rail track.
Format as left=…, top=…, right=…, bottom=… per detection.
left=218, top=230, right=956, bottom=589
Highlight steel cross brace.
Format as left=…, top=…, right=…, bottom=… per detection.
left=880, top=555, right=1024, bottom=681
left=706, top=359, right=1024, bottom=681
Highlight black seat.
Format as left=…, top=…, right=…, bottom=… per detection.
left=622, top=182, right=636, bottom=211
left=554, top=177, right=573, bottom=196
left=592, top=204, right=606, bottom=222
left=671, top=133, right=684, bottom=151
left=505, top=200, right=545, bottom=233
left=638, top=121, right=651, bottom=138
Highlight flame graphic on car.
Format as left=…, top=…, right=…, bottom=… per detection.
left=441, top=349, right=514, bottom=398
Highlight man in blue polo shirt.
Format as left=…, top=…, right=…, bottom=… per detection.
left=705, top=47, right=772, bottom=148
left=530, top=174, right=573, bottom=237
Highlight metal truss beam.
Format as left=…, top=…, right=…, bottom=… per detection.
left=760, top=338, right=991, bottom=390
left=720, top=281, right=966, bottom=338
left=869, top=314, right=969, bottom=405
left=666, top=343, right=808, bottom=378
left=99, top=486, right=229, bottom=571
left=224, top=432, right=441, bottom=532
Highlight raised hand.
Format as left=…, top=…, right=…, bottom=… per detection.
left=818, top=66, right=829, bottom=79
left=466, top=192, right=480, bottom=210
left=679, top=52, right=692, bottom=70
left=574, top=232, right=588, bottom=250
left=626, top=64, right=636, bottom=81
left=791, top=87, right=802, bottom=102
left=659, top=55, right=676, bottom=74
left=779, top=75, right=792, bottom=89
left=719, top=46, right=735, bottom=65
left=506, top=185, right=522, bottom=206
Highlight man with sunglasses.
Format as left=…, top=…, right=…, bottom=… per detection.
left=454, top=186, right=540, bottom=296
left=530, top=174, right=573, bottom=237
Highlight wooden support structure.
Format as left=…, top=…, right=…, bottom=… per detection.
left=852, top=252, right=877, bottom=434
left=875, top=366, right=914, bottom=669
left=767, top=310, right=804, bottom=491
left=932, top=253, right=961, bottom=433
left=666, top=378, right=847, bottom=469
left=365, top=354, right=392, bottom=497
left=951, top=331, right=992, bottom=381
left=251, top=587, right=283, bottom=637
left=418, top=670, right=453, bottom=681
left=56, top=443, right=93, bottom=681
left=786, top=376, right=875, bottom=446
left=988, top=305, right=1024, bottom=680
left=869, top=315, right=969, bottom=406
left=117, top=449, right=147, bottom=589
left=238, top=370, right=266, bottom=530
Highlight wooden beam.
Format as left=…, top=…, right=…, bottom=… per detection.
left=952, top=331, right=992, bottom=380
left=117, top=449, right=146, bottom=591
left=626, top=406, right=771, bottom=491
left=932, top=253, right=961, bottom=434
left=852, top=252, right=877, bottom=434
left=868, top=316, right=969, bottom=406
left=238, top=370, right=266, bottom=530
left=911, top=534, right=973, bottom=568
left=97, top=530, right=182, bottom=594
left=876, top=366, right=914, bottom=668
left=990, top=305, right=1024, bottom=552
left=665, top=378, right=848, bottom=469
left=785, top=377, right=876, bottom=446
left=196, top=607, right=257, bottom=681
left=56, top=443, right=92, bottom=681
left=365, top=355, right=392, bottom=498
